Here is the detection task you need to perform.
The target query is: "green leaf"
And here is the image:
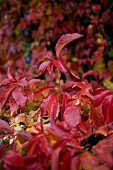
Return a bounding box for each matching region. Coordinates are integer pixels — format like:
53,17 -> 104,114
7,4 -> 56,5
22,43 -> 31,55
108,50 -> 113,58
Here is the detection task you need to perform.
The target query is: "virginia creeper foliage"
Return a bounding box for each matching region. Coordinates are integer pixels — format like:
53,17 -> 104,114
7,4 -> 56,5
0,1 -> 113,170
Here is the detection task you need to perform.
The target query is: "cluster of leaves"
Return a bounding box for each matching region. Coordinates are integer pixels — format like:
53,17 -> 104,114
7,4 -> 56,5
0,0 -> 113,85
0,33 -> 113,170
0,0 -> 113,169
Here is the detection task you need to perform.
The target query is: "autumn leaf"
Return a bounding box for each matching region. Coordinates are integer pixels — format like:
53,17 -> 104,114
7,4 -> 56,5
50,117 -> 71,137
53,60 -> 68,72
82,70 -> 99,79
63,105 -> 81,127
7,66 -> 17,82
12,87 -> 27,108
0,119 -> 11,132
51,147 -> 61,170
0,86 -> 16,110
89,105 -> 104,129
80,151 -> 98,170
38,61 -> 51,75
47,94 -> 60,119
55,33 -> 83,58
3,150 -> 24,169
92,134 -> 113,168
102,94 -> 113,124
53,55 -> 69,72
93,88 -> 112,107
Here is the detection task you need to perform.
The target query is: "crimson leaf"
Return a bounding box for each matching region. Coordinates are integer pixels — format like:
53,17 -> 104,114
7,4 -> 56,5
55,33 -> 83,58
7,66 -> 16,82
63,105 -> 81,127
0,119 -> 11,132
12,87 -> 27,108
102,95 -> 113,124
93,88 -> 112,107
47,94 -> 60,119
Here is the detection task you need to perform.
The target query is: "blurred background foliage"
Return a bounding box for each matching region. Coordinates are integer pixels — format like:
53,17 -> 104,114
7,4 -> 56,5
0,0 -> 113,87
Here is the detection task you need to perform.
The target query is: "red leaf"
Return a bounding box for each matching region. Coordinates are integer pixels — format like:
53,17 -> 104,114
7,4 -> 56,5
55,33 -> 83,58
92,134 -> 113,168
89,105 -> 104,129
51,147 -> 61,170
0,144 -> 5,159
66,70 -> 81,82
73,80 -> 93,99
38,61 -> 51,75
58,55 -> 69,70
80,151 -> 98,170
53,55 -> 69,72
61,152 -> 72,170
79,121 -> 89,134
0,86 -> 16,110
47,61 -> 54,75
93,88 -> 112,107
34,86 -> 55,101
50,117 -> 71,137
24,155 -> 40,170
7,66 -> 16,82
53,59 -> 68,72
17,131 -> 32,141
9,96 -> 19,114
47,94 -> 60,119
28,134 -> 51,156
0,119 -> 11,132
28,79 -> 40,88
82,70 -> 99,79
0,79 -> 11,86
3,150 -> 24,168
61,92 -> 68,116
102,95 -> 113,124
63,105 -> 81,127
12,87 -> 27,108
24,88 -> 34,103
17,77 -> 28,87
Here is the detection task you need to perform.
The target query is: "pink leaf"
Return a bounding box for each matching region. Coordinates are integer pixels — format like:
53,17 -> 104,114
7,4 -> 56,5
73,80 -> 93,99
28,79 -> 40,88
51,147 -> 61,170
63,105 -> 81,127
38,61 -> 51,75
9,96 -> 18,113
93,88 -> 112,107
0,119 -> 11,132
55,33 -> 83,58
0,79 -> 11,86
89,105 -> 104,129
66,70 -> 81,82
53,55 -> 69,72
24,88 -> 34,103
17,131 -> 32,141
0,86 -> 16,110
47,95 -> 60,119
7,66 -> 16,82
92,134 -> 113,167
17,77 -> 28,87
82,70 -> 99,79
3,150 -> 24,167
47,61 -> 54,75
53,59 -> 68,72
50,118 -> 71,137
102,95 -> 113,124
61,92 -> 68,116
80,151 -> 98,170
12,87 -> 27,108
